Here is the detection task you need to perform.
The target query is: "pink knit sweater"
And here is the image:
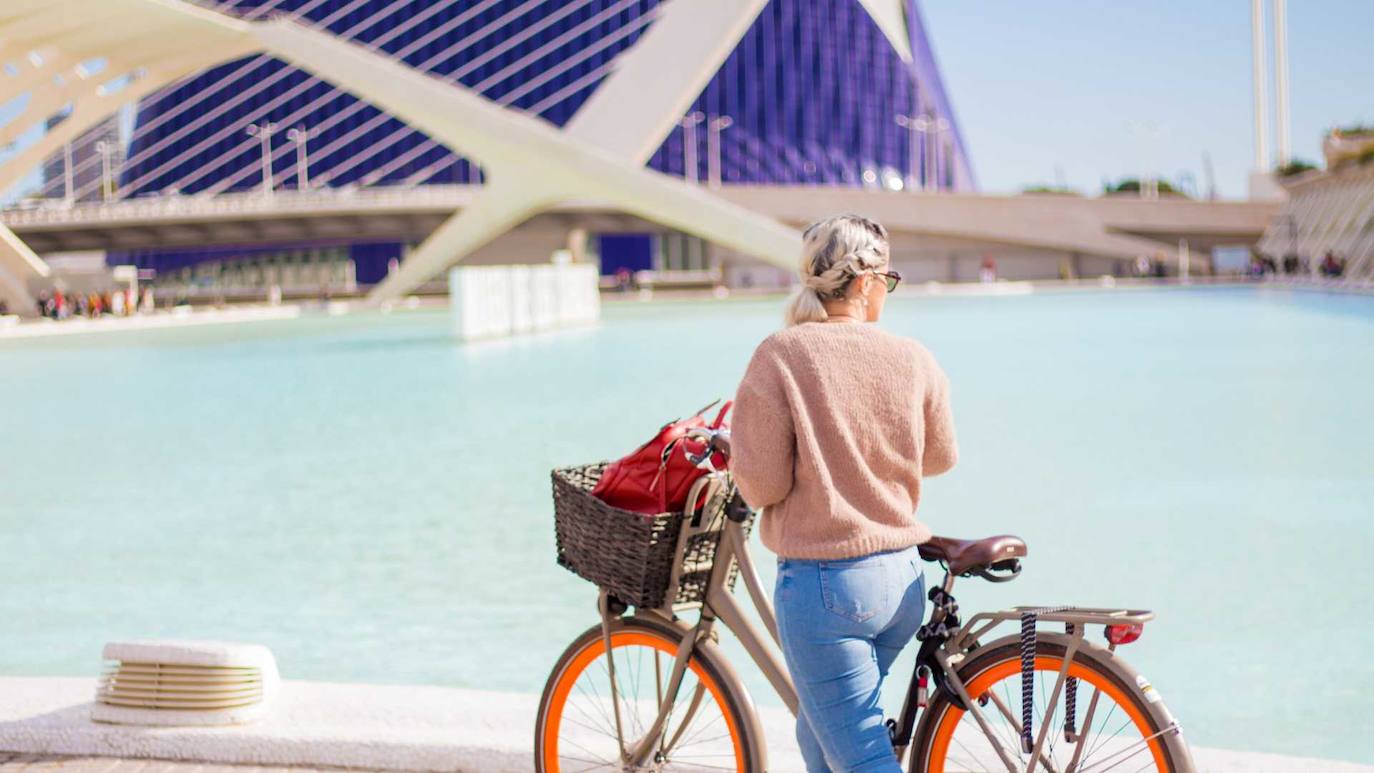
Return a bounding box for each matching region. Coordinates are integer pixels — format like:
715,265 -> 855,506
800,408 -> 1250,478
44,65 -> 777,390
731,322 -> 958,560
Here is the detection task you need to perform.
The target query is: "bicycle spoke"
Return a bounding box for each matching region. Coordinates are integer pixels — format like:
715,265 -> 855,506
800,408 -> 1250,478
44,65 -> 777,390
935,659 -> 1165,773
984,685 -> 1029,759
1065,686 -> 1103,772
577,671 -> 620,736
561,757 -> 618,773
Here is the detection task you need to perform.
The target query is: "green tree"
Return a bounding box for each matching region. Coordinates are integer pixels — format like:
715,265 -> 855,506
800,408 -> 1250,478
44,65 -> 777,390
1104,178 -> 1181,196
1277,159 -> 1317,177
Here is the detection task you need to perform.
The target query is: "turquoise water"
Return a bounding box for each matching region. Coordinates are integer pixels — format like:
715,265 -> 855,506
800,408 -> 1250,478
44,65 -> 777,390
1,287 -> 1371,763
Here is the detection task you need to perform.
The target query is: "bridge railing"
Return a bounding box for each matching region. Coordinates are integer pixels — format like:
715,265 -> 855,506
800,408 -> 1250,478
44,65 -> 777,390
0,183 -> 481,226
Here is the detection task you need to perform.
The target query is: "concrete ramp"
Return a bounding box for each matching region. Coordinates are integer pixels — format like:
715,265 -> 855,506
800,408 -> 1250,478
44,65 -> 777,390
0,224 -> 48,317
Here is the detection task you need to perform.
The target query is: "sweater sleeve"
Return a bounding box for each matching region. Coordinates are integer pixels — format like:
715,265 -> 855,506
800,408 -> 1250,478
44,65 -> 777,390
921,353 -> 959,477
730,345 -> 796,509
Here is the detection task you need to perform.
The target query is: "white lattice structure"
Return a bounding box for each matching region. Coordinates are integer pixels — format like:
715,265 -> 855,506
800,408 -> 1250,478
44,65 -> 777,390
1258,163 -> 1374,285
0,0 -> 810,315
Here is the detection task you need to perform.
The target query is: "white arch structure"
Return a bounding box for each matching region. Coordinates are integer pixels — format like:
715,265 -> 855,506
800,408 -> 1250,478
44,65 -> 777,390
0,0 -> 838,315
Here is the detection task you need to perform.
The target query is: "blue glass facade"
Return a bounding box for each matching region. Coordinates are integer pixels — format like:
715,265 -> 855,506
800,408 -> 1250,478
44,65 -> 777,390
115,0 -> 972,280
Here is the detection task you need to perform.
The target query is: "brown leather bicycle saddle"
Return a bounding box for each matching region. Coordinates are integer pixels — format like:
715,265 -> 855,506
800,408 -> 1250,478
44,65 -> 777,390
918,535 -> 1027,575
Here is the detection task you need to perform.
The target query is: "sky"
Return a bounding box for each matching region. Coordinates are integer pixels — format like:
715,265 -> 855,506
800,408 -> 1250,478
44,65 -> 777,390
920,0 -> 1373,198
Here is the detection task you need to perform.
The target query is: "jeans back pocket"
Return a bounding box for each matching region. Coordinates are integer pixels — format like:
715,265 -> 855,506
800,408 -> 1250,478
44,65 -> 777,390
818,561 -> 888,624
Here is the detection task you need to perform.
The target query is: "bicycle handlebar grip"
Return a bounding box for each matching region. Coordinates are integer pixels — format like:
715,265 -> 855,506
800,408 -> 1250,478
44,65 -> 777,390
725,491 -> 753,523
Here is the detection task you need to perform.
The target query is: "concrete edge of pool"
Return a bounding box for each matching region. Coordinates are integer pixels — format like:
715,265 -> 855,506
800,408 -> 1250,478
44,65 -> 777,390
0,677 -> 1367,773
3,278 -> 1369,342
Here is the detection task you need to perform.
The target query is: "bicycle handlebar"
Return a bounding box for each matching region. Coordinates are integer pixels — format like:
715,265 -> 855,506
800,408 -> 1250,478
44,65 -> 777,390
685,428 -> 731,465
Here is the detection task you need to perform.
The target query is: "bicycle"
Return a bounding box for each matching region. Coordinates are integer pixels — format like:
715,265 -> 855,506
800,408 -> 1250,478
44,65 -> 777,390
536,429 -> 1194,772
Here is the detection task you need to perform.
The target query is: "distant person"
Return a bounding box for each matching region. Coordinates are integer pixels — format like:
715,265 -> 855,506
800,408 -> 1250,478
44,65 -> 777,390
732,214 -> 956,773
1283,254 -> 1299,275
1321,251 -> 1344,278
979,257 -> 998,283
110,289 -> 126,317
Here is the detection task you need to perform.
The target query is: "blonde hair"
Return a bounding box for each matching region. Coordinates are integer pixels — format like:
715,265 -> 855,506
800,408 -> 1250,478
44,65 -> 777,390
784,213 -> 890,326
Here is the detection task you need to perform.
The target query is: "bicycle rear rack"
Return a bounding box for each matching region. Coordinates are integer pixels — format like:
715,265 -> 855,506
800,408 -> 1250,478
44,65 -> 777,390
955,606 -> 1155,650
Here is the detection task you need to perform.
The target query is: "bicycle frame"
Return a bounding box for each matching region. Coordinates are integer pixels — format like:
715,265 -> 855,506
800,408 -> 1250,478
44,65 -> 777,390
595,471 -> 1182,773
596,472 -> 792,768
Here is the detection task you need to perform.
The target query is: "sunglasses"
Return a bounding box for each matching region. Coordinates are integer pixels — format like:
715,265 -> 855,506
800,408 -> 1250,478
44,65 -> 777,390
871,270 -> 902,293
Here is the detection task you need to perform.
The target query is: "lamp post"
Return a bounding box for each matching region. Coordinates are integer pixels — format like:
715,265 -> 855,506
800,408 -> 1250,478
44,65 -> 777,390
95,140 -> 114,201
286,127 -> 310,190
930,117 -> 950,190
246,122 -> 278,196
706,114 -> 733,189
894,114 -> 922,190
63,142 -> 75,205
679,111 -> 704,184
894,114 -> 948,190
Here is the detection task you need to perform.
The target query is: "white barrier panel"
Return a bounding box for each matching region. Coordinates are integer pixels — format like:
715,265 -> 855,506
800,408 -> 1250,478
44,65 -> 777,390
509,264 -> 532,334
449,263 -> 600,341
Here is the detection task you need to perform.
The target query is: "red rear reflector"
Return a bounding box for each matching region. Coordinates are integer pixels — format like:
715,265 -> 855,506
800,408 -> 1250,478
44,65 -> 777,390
1106,623 -> 1144,645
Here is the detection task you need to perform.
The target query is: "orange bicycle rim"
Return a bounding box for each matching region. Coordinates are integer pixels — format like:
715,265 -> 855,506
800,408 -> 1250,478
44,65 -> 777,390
927,655 -> 1168,773
541,630 -> 747,773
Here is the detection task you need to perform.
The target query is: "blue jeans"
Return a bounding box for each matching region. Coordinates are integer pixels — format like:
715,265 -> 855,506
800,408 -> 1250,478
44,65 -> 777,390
774,546 -> 926,773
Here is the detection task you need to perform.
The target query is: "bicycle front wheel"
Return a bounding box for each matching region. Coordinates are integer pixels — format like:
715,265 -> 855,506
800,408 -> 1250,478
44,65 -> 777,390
534,615 -> 763,773
911,634 -> 1193,773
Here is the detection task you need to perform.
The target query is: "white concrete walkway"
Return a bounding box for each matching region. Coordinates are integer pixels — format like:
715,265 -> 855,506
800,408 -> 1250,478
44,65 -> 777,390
0,678 -> 1368,772
0,306 -> 303,340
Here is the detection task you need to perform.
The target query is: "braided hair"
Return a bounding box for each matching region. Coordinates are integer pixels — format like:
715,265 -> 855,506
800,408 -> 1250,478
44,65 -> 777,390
784,214 -> 890,326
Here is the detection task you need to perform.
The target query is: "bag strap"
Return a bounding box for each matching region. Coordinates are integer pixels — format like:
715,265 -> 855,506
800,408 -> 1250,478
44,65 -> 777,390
710,399 -> 733,428
690,398 -> 721,418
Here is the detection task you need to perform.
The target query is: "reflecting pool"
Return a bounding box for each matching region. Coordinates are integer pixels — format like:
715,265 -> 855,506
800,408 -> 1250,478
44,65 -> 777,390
1,286 -> 1370,763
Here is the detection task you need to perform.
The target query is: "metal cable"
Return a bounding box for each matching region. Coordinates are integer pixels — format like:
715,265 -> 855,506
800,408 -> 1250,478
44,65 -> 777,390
194,0 -> 533,195
113,0 -> 380,197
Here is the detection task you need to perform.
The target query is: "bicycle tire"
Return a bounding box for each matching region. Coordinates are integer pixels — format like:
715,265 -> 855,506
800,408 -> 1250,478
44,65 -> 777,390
534,615 -> 765,773
910,633 -> 1195,773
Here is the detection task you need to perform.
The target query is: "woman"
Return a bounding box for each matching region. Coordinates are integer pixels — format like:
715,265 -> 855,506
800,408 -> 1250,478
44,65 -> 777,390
731,214 -> 958,772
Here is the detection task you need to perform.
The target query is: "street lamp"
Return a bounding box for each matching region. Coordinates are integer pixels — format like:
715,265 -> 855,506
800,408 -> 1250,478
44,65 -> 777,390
245,122 -> 278,196
94,140 -> 115,201
706,114 -> 733,189
286,127 -> 310,190
894,113 -> 949,190
62,142 -> 75,205
679,111 -> 704,184
894,114 -> 922,190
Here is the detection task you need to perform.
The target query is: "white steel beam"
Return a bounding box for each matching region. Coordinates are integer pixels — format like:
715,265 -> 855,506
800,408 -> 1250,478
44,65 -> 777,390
856,0 -> 913,63
0,223 -> 48,317
564,0 -> 768,163
1251,0 -> 1269,170
252,19 -> 798,303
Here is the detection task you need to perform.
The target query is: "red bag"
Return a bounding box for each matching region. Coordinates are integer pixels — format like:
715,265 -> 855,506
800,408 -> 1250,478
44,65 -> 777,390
591,400 -> 732,515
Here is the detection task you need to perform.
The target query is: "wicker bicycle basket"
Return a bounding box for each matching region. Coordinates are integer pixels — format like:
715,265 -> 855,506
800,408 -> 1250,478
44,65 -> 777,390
551,462 -> 752,609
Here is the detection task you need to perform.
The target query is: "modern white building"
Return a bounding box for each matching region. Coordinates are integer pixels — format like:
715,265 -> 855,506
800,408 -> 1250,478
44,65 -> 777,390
1,0 -> 1280,317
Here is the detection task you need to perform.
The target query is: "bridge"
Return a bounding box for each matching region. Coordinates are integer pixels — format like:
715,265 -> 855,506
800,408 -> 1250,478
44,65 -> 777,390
2,183 -> 1277,276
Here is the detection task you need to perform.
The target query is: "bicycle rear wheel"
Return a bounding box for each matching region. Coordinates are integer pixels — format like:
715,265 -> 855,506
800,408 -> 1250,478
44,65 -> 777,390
535,615 -> 763,772
911,635 -> 1193,772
